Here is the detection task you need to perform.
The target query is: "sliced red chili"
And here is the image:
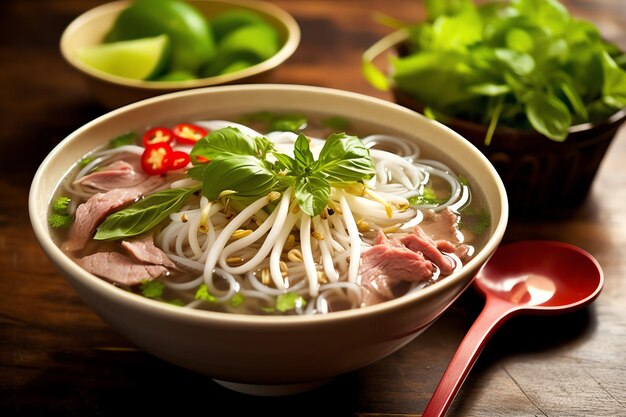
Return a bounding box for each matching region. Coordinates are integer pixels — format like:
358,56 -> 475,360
141,143 -> 173,175
170,151 -> 190,171
172,123 -> 207,145
142,127 -> 174,147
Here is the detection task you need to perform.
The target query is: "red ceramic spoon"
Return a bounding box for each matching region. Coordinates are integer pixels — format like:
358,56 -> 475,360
422,240 -> 604,417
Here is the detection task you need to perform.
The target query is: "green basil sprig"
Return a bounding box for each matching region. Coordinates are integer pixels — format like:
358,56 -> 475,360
190,128 -> 375,217
94,186 -> 199,240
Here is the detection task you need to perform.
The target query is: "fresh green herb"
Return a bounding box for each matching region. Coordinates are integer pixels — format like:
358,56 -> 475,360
166,299 -> 185,307
52,196 -> 71,213
195,283 -> 217,303
364,0 -> 626,142
140,280 -> 165,299
322,116 -> 350,131
276,292 -> 307,312
49,196 -> 73,229
78,157 -> 94,168
230,292 -> 245,307
109,131 -> 137,148
94,186 -> 199,240
190,128 -> 375,217
241,112 -> 308,133
408,186 -> 443,206
459,207 -> 491,235
48,213 -> 73,229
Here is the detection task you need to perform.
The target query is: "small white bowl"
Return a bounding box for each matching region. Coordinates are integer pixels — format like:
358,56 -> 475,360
29,84 -> 508,396
60,0 -> 300,109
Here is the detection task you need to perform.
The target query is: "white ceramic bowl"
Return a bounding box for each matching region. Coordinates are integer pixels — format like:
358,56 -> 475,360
60,0 -> 300,109
29,85 -> 508,396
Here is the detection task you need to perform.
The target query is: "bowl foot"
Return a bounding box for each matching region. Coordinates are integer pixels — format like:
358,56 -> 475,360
213,378 -> 332,396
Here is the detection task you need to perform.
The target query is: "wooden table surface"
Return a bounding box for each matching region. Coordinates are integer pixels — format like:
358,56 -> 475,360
1,1 -> 625,416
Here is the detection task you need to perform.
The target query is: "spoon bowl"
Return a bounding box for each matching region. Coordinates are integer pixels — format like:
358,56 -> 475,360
475,240 -> 603,310
422,240 -> 604,417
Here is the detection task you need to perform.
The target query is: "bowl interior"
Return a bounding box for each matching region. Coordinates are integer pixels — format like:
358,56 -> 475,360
60,0 -> 300,90
29,85 -> 508,389
30,84 -> 508,322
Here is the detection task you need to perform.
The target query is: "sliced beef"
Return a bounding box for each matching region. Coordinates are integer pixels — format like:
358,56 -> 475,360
400,228 -> 455,274
74,158 -> 148,192
122,233 -> 176,268
420,208 -> 462,243
77,252 -> 167,286
63,176 -> 165,252
359,234 -> 435,306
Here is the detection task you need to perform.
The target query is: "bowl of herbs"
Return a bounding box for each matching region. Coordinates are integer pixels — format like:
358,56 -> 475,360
363,0 -> 626,217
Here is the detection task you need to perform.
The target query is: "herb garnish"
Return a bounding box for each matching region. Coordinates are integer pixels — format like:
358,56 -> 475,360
190,127 -> 376,217
364,0 -> 626,143
94,127 -> 375,240
94,186 -> 199,240
48,196 -> 73,229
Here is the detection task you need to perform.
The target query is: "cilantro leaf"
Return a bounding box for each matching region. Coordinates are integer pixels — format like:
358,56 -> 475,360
276,292 -> 307,312
109,132 -> 137,148
52,196 -> 71,214
195,284 -> 217,303
140,280 -> 165,299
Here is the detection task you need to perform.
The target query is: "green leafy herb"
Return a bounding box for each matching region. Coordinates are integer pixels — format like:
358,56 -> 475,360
48,213 -> 73,229
230,292 -> 245,307
189,128 -> 376,217
140,280 -> 165,299
195,284 -> 217,303
52,196 -> 71,213
276,292 -> 307,312
109,131 -> 137,148
459,207 -> 491,235
322,116 -> 350,131
78,157 -> 94,168
49,196 -> 73,229
365,0 -> 626,142
94,186 -> 199,240
240,112 -> 307,133
408,186 -> 442,206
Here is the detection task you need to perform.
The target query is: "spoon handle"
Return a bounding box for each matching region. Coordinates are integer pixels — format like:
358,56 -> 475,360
421,298 -> 517,417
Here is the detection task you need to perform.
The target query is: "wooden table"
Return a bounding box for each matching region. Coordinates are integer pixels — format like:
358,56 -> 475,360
1,1 -> 625,416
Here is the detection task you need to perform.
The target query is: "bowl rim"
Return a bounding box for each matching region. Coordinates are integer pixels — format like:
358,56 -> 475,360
29,83 -> 509,327
59,0 -> 301,90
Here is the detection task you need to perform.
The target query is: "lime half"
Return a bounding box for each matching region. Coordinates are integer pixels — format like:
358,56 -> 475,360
78,34 -> 169,80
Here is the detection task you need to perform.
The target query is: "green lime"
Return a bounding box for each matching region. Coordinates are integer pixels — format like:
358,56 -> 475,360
210,9 -> 267,42
219,60 -> 255,75
156,70 -> 198,81
202,23 -> 279,76
219,23 -> 279,61
78,34 -> 169,80
104,0 -> 215,73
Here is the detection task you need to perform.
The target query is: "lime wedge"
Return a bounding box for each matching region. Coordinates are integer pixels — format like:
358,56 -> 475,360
77,34 -> 169,80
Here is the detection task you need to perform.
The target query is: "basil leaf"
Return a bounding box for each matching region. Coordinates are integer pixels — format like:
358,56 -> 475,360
601,51 -> 626,108
294,134 -> 315,171
525,90 -> 571,141
190,127 -> 258,164
200,155 -> 276,199
95,187 -> 198,240
295,175 -> 330,217
272,152 -> 296,172
255,136 -> 275,158
314,133 -> 375,183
